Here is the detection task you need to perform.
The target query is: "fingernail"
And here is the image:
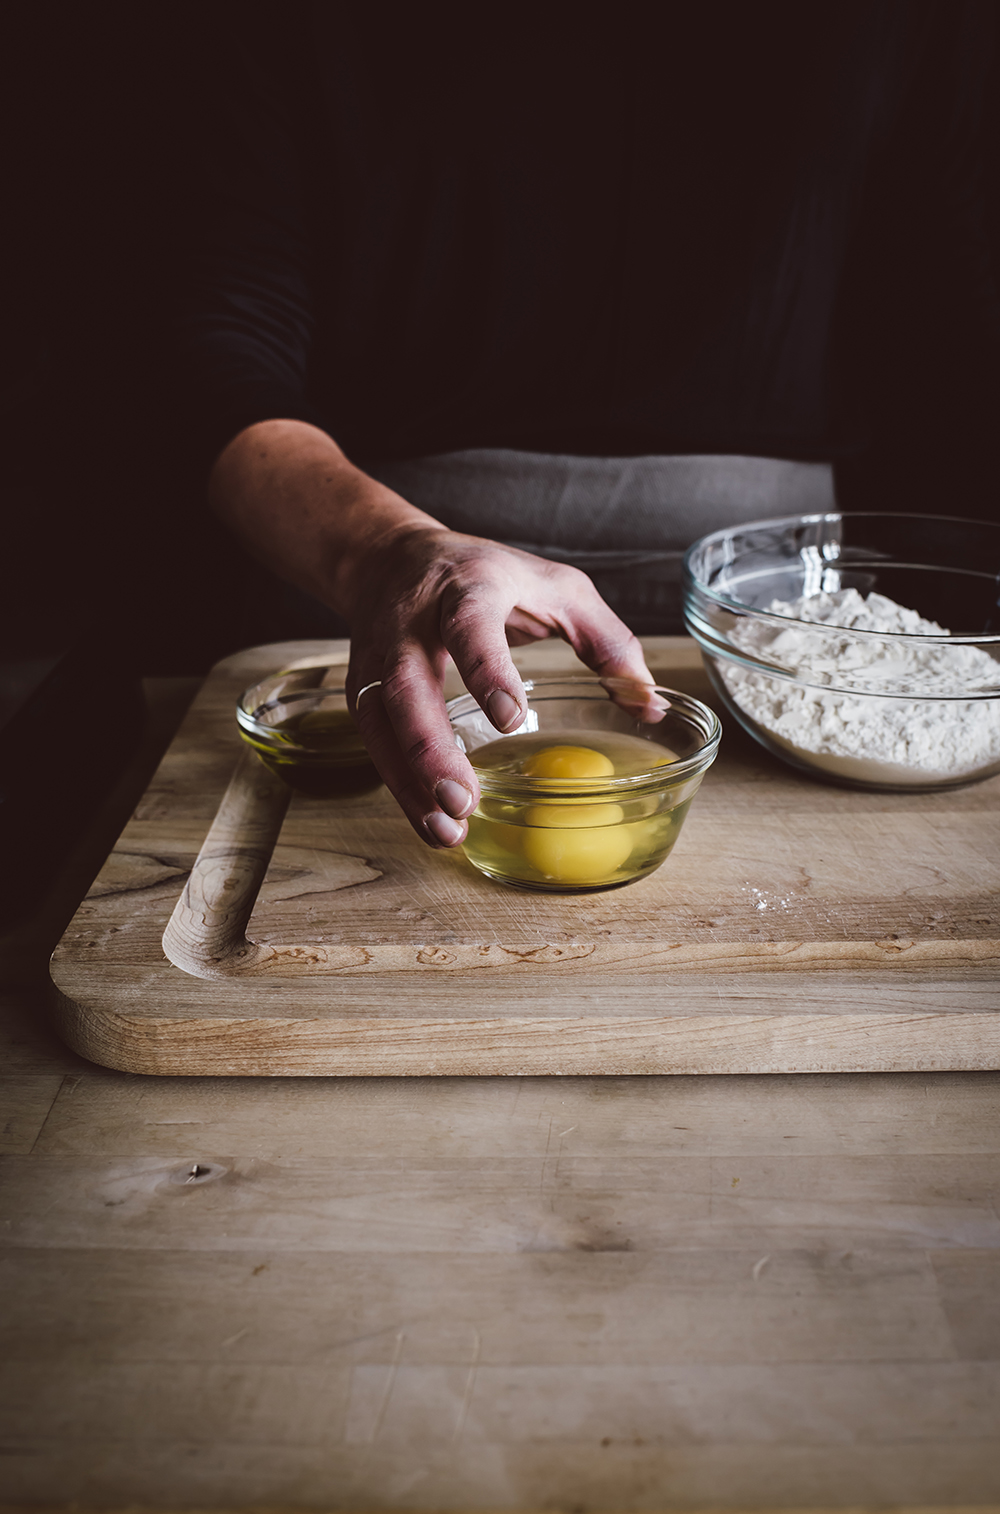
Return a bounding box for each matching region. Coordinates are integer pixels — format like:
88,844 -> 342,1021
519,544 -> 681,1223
425,810 -> 465,846
435,779 -> 474,818
487,689 -> 521,732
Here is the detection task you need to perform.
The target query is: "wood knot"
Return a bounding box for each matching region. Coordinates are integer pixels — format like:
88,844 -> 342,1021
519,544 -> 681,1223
509,942 -> 596,965
417,946 -> 456,966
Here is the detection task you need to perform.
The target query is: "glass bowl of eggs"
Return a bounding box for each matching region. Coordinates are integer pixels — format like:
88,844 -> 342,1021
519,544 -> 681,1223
237,665 -> 382,798
447,676 -> 721,892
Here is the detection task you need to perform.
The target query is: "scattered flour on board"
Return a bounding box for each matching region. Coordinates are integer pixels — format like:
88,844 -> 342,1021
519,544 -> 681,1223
722,588 -> 1000,781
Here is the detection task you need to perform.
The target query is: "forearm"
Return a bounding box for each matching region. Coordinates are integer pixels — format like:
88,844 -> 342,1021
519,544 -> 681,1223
208,418 -> 447,617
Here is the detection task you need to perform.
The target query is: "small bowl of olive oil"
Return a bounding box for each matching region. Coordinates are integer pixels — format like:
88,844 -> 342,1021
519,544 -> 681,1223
447,676 -> 721,891
237,665 -> 382,798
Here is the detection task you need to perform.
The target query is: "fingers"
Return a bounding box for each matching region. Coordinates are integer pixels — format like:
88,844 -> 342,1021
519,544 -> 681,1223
349,641 -> 480,848
553,572 -> 653,684
437,555 -> 660,751
533,562 -> 666,723
506,608 -> 553,643
438,576 -> 529,735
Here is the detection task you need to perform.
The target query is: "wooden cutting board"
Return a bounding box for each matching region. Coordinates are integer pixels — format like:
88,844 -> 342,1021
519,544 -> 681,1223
50,638 -> 1000,1076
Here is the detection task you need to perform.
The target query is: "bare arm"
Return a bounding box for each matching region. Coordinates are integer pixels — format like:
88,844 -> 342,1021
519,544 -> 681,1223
211,418 -> 653,847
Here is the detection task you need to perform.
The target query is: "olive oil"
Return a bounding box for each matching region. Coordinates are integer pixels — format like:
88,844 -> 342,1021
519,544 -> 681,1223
241,707 -> 382,798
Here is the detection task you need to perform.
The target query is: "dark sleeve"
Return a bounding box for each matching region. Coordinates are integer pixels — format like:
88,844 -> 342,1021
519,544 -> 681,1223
171,7 -> 329,476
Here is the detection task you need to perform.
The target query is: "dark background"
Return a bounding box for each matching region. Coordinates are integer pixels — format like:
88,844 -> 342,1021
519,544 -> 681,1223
3,6 -> 287,677
4,6 -> 1000,678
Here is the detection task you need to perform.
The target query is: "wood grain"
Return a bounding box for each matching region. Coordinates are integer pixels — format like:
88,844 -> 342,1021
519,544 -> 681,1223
0,1076 -> 63,1153
5,1067 -> 1000,1505
7,677 -> 1000,1511
49,638 -> 1000,1075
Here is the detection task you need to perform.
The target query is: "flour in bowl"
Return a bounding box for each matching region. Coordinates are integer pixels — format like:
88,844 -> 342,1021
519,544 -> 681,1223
720,588 -> 1000,784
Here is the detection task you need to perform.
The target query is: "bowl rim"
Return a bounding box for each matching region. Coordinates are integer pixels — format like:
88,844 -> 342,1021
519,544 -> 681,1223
236,672 -> 354,750
682,509 -> 1000,647
447,676 -> 722,796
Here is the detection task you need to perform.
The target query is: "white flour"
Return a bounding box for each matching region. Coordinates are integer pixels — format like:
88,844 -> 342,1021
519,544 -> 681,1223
721,588 -> 1000,784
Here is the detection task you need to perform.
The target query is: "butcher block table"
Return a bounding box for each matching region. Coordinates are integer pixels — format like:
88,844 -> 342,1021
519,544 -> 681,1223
50,637 -> 999,1077
1,655 -> 999,1508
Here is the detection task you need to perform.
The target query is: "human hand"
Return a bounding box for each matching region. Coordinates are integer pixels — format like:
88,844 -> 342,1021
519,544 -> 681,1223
343,524 -> 655,848
208,420 -> 655,848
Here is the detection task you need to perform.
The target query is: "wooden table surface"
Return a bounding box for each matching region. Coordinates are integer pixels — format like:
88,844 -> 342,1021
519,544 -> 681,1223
2,674 -> 1000,1510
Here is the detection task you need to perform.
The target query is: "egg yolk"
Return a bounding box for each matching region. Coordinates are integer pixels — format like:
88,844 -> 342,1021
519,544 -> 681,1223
521,744 -> 615,780
517,747 -> 629,880
519,793 -> 630,882
522,813 -> 632,881
523,802 -> 624,829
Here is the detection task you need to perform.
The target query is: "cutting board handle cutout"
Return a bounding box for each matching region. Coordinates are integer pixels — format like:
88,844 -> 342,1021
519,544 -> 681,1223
162,749 -> 292,978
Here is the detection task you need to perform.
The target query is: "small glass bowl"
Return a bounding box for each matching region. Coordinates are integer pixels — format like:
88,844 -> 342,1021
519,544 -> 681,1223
447,676 -> 721,892
237,666 -> 382,798
684,512 -> 1000,791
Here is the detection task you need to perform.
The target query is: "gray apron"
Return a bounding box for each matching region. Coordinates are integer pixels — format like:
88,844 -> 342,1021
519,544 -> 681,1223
368,449 -> 835,634
285,450 -> 835,636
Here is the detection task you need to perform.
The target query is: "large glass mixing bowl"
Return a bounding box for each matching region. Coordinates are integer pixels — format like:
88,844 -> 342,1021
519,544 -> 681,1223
683,512 -> 1000,791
